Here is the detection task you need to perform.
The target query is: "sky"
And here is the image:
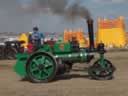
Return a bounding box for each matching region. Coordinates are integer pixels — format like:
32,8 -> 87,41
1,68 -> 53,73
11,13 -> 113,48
0,0 -> 127,33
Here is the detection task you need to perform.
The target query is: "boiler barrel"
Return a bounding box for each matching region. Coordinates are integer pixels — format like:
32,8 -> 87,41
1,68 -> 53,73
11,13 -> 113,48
54,52 -> 87,63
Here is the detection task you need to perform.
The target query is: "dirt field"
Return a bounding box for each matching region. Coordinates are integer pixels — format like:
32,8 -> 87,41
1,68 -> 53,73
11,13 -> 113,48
0,51 -> 128,96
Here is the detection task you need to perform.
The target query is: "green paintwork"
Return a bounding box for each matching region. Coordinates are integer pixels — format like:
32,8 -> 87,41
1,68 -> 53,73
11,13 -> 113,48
14,53 -> 29,77
14,44 -> 52,78
99,54 -> 105,68
54,52 -> 87,63
94,59 -> 113,77
29,54 -> 55,80
53,43 -> 71,53
14,43 -> 88,78
38,44 -> 52,53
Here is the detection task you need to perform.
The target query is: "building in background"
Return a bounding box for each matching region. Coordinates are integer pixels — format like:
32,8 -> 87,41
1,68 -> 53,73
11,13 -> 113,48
63,28 -> 89,48
96,16 -> 127,48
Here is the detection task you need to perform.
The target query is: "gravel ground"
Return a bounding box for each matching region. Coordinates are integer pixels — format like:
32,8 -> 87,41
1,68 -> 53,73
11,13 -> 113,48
0,51 -> 128,96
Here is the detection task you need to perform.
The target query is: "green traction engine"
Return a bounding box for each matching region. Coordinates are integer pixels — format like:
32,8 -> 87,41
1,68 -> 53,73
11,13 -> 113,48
14,19 -> 115,83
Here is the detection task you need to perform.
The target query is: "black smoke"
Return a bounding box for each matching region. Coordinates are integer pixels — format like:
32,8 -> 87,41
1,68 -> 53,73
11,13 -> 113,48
0,0 -> 91,33
23,0 -> 91,19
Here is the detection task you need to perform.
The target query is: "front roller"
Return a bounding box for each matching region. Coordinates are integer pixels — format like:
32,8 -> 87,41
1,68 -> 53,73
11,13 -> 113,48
88,43 -> 116,80
88,59 -> 115,80
26,52 -> 58,83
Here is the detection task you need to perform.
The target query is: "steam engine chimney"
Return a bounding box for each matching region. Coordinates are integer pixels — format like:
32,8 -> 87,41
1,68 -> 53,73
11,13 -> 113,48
87,19 -> 95,51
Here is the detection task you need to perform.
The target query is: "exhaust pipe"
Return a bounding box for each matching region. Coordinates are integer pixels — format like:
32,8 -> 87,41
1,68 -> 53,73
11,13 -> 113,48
87,19 -> 95,51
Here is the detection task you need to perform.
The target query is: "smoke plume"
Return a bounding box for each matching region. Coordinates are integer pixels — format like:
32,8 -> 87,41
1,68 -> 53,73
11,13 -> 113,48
23,0 -> 92,20
0,0 -> 91,33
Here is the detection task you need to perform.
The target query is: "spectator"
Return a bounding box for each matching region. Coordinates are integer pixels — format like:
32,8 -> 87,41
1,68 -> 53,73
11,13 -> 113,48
32,26 -> 44,50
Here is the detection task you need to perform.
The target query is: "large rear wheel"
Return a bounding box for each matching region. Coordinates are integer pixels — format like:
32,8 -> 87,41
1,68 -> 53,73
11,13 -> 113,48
88,59 -> 115,80
26,52 -> 57,83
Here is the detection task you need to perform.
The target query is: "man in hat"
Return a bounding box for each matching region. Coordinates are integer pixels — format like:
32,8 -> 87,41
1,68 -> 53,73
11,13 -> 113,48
31,26 -> 44,50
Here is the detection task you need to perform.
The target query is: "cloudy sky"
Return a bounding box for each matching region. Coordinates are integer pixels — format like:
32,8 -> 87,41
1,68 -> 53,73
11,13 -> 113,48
0,0 -> 127,33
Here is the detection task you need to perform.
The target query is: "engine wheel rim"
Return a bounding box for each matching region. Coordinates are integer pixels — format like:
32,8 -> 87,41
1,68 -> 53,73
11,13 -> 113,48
29,55 -> 55,80
92,60 -> 113,78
